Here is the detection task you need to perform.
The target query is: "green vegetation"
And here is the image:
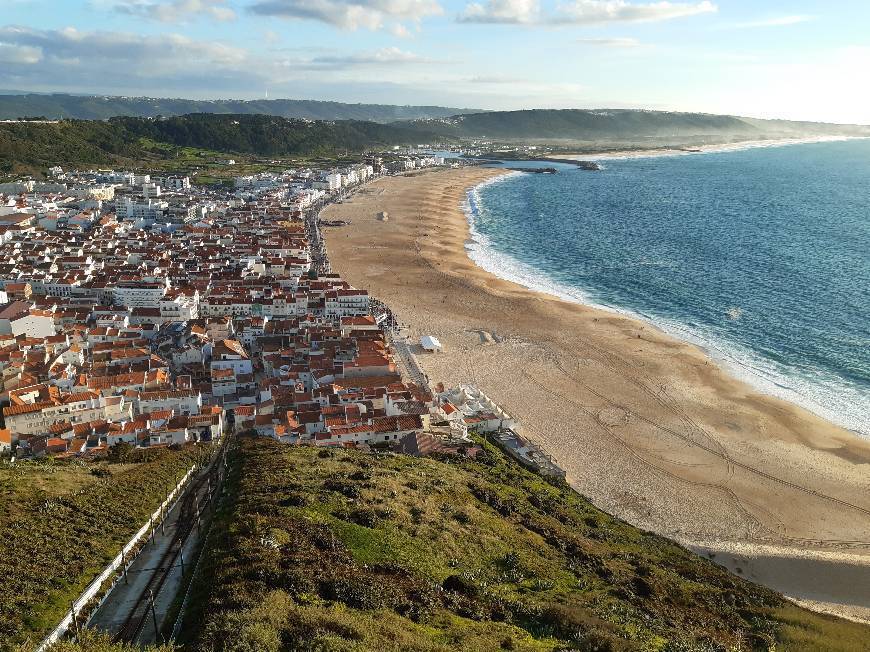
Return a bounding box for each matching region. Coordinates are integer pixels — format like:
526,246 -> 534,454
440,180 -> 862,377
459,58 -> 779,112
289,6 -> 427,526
33,630 -> 172,652
0,445 -> 212,649
181,437 -> 870,651
0,94 -> 477,122
0,114 -> 443,172
0,119 -> 141,171
400,108 -> 870,142
113,114 -> 439,159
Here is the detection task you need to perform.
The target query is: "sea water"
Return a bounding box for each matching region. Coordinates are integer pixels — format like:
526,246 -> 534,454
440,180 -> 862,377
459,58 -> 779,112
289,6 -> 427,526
464,139 -> 870,437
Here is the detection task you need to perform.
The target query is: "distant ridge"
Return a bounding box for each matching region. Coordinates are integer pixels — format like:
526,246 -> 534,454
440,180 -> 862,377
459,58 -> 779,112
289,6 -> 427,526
400,108 -> 870,141
3,109 -> 869,173
0,93 -> 480,123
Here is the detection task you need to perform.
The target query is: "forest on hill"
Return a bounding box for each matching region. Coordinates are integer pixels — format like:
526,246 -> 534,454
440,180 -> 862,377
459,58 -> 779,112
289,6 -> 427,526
0,114 -> 440,170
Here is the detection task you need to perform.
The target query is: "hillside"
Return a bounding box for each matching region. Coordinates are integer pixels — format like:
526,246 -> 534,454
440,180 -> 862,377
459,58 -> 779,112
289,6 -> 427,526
113,114 -> 436,158
0,445 -> 211,649
0,93 -> 477,123
178,436 -> 870,651
0,114 -> 442,171
401,109 -> 870,142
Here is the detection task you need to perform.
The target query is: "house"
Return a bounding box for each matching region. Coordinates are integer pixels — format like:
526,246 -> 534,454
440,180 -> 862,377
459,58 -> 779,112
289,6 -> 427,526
0,428 -> 13,452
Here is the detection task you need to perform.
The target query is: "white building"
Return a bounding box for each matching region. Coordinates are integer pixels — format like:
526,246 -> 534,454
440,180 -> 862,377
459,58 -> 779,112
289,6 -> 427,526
324,288 -> 369,317
142,182 -> 162,198
10,310 -> 56,339
160,176 -> 191,191
3,393 -> 132,437
115,197 -> 168,222
112,282 -> 166,309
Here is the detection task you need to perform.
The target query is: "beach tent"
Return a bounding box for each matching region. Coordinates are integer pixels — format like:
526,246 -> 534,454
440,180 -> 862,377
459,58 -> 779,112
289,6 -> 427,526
420,335 -> 443,352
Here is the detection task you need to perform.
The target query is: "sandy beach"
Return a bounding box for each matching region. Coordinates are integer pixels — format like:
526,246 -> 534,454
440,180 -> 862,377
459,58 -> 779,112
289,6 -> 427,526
321,166 -> 870,623
548,135 -> 866,161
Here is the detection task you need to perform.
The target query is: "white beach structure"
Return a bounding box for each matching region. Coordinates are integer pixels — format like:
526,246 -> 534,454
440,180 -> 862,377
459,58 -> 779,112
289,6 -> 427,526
437,384 -> 515,432
420,335 -> 443,352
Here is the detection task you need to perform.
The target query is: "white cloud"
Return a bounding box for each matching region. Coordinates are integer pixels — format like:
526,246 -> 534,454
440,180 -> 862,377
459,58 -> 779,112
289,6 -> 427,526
306,46 -> 441,65
390,22 -> 412,36
0,25 -> 257,95
459,0 -> 715,25
459,0 -> 539,24
0,42 -> 42,64
554,0 -> 715,24
576,36 -> 641,46
112,0 -> 237,22
0,25 -> 447,97
733,14 -> 814,29
249,0 -> 443,31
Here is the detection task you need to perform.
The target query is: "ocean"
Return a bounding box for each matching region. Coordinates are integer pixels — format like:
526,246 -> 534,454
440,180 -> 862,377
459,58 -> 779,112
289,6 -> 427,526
463,139 -> 870,437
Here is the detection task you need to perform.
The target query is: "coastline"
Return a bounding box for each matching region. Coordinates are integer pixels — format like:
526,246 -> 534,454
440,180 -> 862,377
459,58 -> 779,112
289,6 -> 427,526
547,134 -> 866,161
462,170 -> 869,439
321,167 -> 870,623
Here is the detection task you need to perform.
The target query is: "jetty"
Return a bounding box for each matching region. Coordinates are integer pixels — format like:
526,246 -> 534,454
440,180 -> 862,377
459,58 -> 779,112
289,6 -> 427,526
506,167 -> 558,174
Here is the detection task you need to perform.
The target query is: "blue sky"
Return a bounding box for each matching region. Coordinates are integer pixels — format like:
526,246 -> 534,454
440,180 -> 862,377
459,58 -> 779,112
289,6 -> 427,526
1,0 -> 869,123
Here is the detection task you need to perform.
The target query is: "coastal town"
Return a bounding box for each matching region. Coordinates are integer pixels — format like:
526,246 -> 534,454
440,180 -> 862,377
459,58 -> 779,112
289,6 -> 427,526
0,156 -> 560,478
4,1 -> 870,647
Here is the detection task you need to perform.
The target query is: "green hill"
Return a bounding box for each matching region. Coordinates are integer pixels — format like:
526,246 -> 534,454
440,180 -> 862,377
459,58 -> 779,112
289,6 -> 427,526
113,114 -> 435,157
0,114 -> 442,171
177,436 -> 870,652
401,109 -> 870,142
0,93 -> 478,123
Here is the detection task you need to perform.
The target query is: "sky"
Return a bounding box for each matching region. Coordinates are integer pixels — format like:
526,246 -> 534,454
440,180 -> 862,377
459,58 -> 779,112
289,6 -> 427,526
1,0 -> 869,123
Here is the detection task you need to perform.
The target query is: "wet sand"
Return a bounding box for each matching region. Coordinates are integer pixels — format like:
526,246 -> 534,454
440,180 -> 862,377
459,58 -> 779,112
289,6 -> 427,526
322,167 -> 870,622
547,135 -> 866,160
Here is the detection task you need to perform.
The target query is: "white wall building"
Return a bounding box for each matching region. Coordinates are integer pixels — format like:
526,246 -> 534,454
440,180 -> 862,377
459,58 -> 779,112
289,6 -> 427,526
112,282 -> 166,309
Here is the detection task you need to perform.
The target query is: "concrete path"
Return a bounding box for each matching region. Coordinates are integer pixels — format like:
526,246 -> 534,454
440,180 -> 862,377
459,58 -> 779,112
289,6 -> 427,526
88,470 -> 211,644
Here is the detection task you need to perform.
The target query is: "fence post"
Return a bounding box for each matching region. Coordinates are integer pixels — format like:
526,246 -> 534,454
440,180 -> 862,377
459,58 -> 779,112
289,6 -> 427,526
70,601 -> 79,641
161,488 -> 168,535
149,589 -> 161,642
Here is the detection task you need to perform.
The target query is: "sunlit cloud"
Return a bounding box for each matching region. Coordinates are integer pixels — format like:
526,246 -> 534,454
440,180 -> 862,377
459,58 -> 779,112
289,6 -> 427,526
0,25 -> 447,98
249,0 -> 443,31
459,0 -> 716,26
459,0 -> 539,24
109,0 -> 237,23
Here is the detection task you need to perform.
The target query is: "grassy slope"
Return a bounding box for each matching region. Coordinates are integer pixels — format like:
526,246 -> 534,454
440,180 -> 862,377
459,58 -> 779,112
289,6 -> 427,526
30,631 -> 172,652
0,446 -> 212,649
182,437 -> 870,652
